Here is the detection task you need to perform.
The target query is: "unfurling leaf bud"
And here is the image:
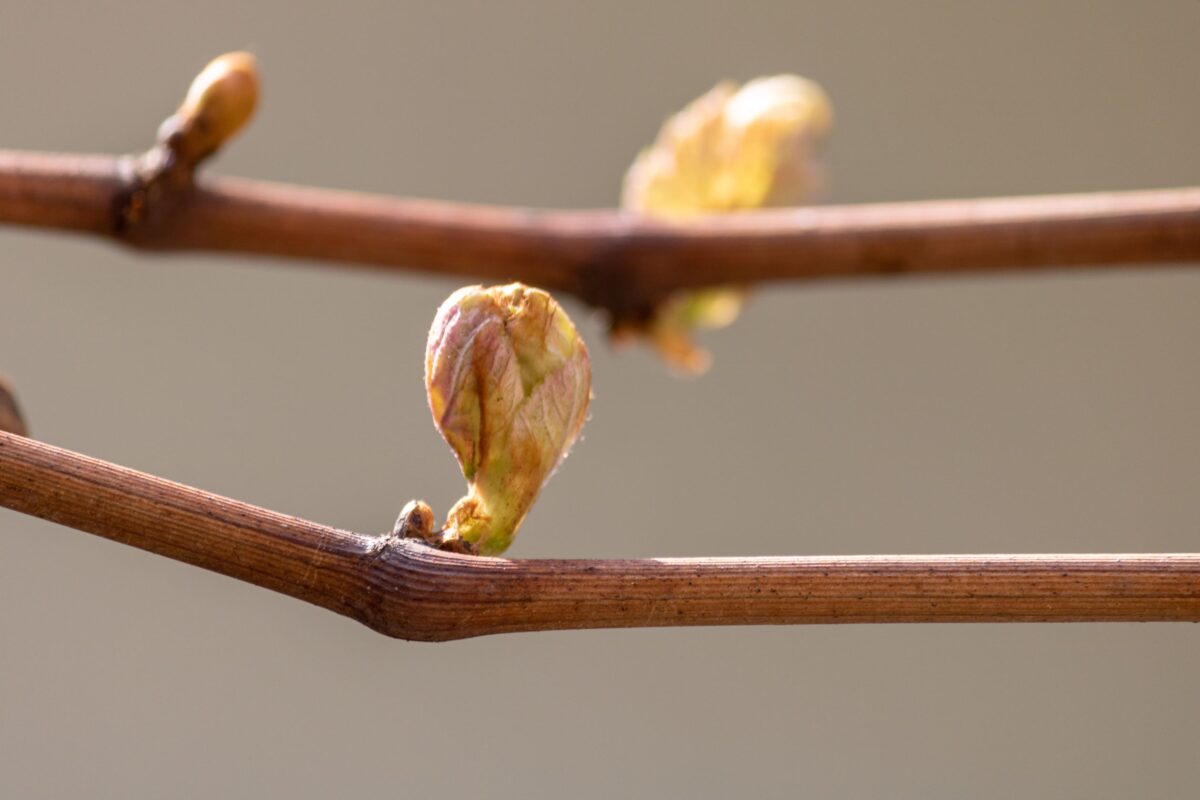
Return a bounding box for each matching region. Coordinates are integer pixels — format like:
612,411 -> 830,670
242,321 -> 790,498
620,74 -> 832,374
425,284 -> 591,555
160,51 -> 260,164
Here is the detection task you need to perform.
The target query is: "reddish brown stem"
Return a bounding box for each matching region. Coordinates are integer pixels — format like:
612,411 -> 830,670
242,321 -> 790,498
3,431 -> 1197,642
1,150 -> 1197,314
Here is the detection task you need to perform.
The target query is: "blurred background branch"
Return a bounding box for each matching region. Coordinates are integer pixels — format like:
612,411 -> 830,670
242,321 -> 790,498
1,148 -> 1197,318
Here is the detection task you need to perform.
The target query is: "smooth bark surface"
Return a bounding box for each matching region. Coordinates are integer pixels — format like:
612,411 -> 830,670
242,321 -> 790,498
2,150 -> 1198,314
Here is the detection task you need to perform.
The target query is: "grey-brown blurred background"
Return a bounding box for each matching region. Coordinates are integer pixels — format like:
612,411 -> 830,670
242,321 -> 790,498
2,2 -> 1198,797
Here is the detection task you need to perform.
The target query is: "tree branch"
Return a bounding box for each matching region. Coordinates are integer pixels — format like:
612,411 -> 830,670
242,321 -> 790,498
3,430 -> 1198,642
4,55 -> 1199,641
1,149 -> 1197,315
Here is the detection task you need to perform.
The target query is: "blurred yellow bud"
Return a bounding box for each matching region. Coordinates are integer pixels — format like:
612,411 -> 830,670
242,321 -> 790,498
425,284 -> 591,555
162,51 -> 260,164
621,74 -> 832,374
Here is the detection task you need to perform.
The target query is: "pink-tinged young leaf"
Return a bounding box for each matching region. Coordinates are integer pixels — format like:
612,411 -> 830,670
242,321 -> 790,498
425,284 -> 591,555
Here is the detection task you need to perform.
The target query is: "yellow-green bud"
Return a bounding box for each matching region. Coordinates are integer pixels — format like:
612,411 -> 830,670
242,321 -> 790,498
425,284 -> 591,555
161,51 -> 260,164
620,74 -> 832,374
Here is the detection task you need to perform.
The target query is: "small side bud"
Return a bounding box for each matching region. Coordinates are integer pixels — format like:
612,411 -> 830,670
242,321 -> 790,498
162,51 -> 260,164
425,284 -> 591,556
393,500 -> 436,544
0,374 -> 27,436
621,74 -> 833,374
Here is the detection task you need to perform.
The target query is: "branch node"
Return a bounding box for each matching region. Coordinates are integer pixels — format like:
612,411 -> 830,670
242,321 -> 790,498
392,500 -> 480,555
116,52 -> 260,243
114,148 -> 194,242
576,231 -> 674,340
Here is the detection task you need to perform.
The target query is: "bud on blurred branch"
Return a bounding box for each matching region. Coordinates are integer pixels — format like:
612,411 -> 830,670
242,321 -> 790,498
158,51 -> 260,167
118,52 -> 260,239
621,74 -> 833,374
423,284 -> 591,555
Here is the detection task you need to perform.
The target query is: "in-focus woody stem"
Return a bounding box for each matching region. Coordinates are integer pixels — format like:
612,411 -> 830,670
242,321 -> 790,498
1,149 -> 1198,315
3,431 -> 1198,642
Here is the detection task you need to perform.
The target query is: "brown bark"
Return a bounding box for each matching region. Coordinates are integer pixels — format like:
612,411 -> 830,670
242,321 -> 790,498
4,55 -> 1198,642
2,149 -> 1197,315
3,431 -> 1197,642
